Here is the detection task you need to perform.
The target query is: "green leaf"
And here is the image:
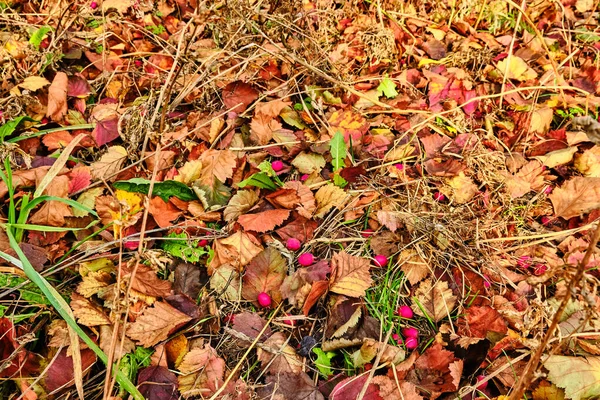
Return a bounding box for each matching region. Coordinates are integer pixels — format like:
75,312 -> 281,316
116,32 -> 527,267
0,116 -> 35,142
377,77 -> 398,99
0,274 -> 50,305
193,179 -> 231,209
161,232 -> 208,263
238,172 -> 278,190
330,131 -> 347,187
29,26 -> 52,50
113,178 -> 198,202
313,348 -> 335,378
545,355 -> 600,400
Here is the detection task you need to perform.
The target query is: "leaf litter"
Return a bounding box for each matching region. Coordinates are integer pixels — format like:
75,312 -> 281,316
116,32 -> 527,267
2,1 -> 600,399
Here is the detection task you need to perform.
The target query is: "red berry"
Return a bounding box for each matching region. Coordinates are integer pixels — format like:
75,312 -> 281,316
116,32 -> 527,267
364,363 -> 373,371
271,160 -> 284,172
286,238 -> 301,251
257,292 -> 272,308
283,314 -> 295,326
541,216 -> 552,226
533,264 -> 547,276
198,239 -> 209,247
300,174 -> 309,181
134,60 -> 142,67
373,254 -> 388,267
402,327 -> 418,338
483,277 -> 491,289
394,163 -> 405,170
90,1 -> 98,9
396,305 -> 414,319
405,336 -> 418,349
433,192 -> 445,202
298,253 -> 314,266
223,313 -> 235,324
476,375 -> 488,390
361,229 -> 375,238
392,333 -> 400,341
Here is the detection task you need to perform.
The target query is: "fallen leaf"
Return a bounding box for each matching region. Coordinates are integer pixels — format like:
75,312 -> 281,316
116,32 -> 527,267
250,113 -> 282,145
255,99 -> 291,118
173,262 -> 202,299
544,355 -> 600,400
19,76 -> 50,91
412,279 -> 457,322
138,366 -> 179,400
122,263 -> 172,298
291,152 -> 326,174
330,374 -> 381,400
242,247 -> 286,305
44,348 -> 96,393
224,190 -> 259,222
198,149 -> 236,185
314,184 -> 347,218
222,81 -> 259,113
149,196 -> 182,228
126,301 -> 192,347
46,72 -> 68,121
90,146 -> 128,181
178,345 -> 226,397
231,312 -> 272,342
371,376 -> 424,400
284,181 -> 316,218
534,147 -> 578,168
461,305 -> 508,338
575,146 -> 600,177
67,75 -> 92,98
399,249 -> 430,285
530,107 -> 554,133
441,172 -> 478,204
99,325 -> 135,360
329,251 -> 372,298
70,293 -> 111,326
328,109 -> 370,143
29,175 -> 73,227
258,372 -> 324,400
210,231 -> 263,272
0,318 -> 40,378
258,332 -> 304,374
68,167 -> 92,194
209,264 -> 240,301
549,177 -> 600,219
497,56 -> 538,81
238,208 -> 290,232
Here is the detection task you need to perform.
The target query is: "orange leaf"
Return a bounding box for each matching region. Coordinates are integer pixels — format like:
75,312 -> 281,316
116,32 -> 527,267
42,130 -> 73,151
302,280 -> 329,316
46,72 -> 68,121
237,209 -> 290,232
178,344 -> 226,396
250,113 -> 282,145
29,175 -> 73,227
222,81 -> 259,113
126,301 -> 192,347
122,263 -> 173,298
549,177 -> 600,219
199,149 -> 237,185
149,196 -> 182,228
329,252 -> 372,298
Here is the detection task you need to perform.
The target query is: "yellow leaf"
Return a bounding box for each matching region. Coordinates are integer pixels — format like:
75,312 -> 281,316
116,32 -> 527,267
442,172 -> 478,204
176,160 -> 203,184
291,152 -> 326,174
530,107 -> 553,133
399,249 -> 429,285
90,146 -> 127,181
412,279 -> 457,322
329,251 -> 372,298
71,293 -> 111,327
544,355 -> 600,400
19,76 -> 51,91
575,146 -> 600,177
497,56 -> 538,81
314,184 -> 347,218
534,147 -> 578,168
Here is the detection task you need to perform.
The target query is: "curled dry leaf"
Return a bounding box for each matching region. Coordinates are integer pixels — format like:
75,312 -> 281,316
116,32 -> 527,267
411,279 -> 457,322
126,301 -> 192,347
329,251 -> 372,298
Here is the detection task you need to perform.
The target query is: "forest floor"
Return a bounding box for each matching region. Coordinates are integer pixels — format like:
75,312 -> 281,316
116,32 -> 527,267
1,0 -> 600,399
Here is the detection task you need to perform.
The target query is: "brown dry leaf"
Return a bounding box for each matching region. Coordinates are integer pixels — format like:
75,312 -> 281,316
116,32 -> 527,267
29,175 -> 73,227
314,184 -> 347,218
257,332 -> 303,374
532,381 -> 566,400
352,339 -> 405,367
99,325 -> 135,360
178,344 -> 226,397
284,181 -> 316,218
224,190 -> 259,222
47,72 -> 68,121
255,99 -> 291,118
376,210 -> 403,232
242,247 -> 286,304
329,251 -> 372,298
210,231 -> 263,272
250,113 -> 283,145
90,146 -> 128,181
575,146 -> 600,177
371,376 -> 424,400
126,301 -> 192,347
399,249 -> 430,285
199,149 -> 236,185
441,172 -> 478,204
149,196 -> 182,228
77,271 -> 112,298
209,264 -> 240,301
70,293 -> 111,327
19,76 -> 50,91
548,177 -> 600,219
222,81 -> 259,113
176,160 -> 203,185
266,188 -> 301,209
237,209 -> 290,232
102,0 -> 133,13
122,263 -> 172,298
412,279 -> 457,322
529,107 -> 554,133
504,160 -> 547,199
534,147 -> 578,168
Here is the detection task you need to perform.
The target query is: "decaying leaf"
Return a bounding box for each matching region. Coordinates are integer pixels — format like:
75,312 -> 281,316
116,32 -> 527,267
126,301 -> 192,347
412,279 -> 457,322
329,251 -> 372,298
549,177 -> 600,219
242,247 -> 286,305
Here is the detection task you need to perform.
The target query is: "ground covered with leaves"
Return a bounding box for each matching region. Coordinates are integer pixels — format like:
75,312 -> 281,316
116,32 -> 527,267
3,0 -> 600,399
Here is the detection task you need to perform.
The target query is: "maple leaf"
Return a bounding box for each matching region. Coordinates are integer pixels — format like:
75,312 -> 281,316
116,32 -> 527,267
29,175 -> 73,227
224,190 -> 259,222
138,366 -> 179,400
314,184 -> 347,218
90,146 -> 128,181
46,72 -> 68,121
42,130 -> 73,150
257,332 -> 303,374
399,249 -> 430,285
549,177 -> 600,219
149,196 -> 182,228
544,355 -> 600,400
70,293 -> 111,326
329,251 -> 372,298
242,247 -> 286,304
44,348 -> 96,393
126,301 -> 192,347
237,209 -> 291,232
178,345 -> 226,397
412,279 -> 457,322
222,81 -> 259,113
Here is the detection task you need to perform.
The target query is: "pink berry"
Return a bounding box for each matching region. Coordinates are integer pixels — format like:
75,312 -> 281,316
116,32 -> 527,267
405,336 -> 418,350
433,192 -> 445,202
90,1 -> 98,9
517,256 -> 532,269
300,174 -> 309,181
402,327 -> 419,338
541,216 -> 552,226
392,333 -> 400,341
283,314 -> 295,326
394,163 -> 405,171
286,238 -> 301,251
373,254 -> 388,267
483,278 -> 491,289
361,229 -> 375,238
543,186 -> 553,195
198,239 -> 209,247
134,60 -> 142,67
396,305 -> 414,319
476,375 -> 488,390
271,160 -> 284,172
257,292 -> 272,308
298,253 -> 314,266
533,264 -> 547,276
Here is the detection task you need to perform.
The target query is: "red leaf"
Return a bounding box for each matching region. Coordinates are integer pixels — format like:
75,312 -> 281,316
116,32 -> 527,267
68,167 -> 91,194
241,247 -> 286,305
44,348 -> 96,392
149,197 -> 182,228
46,72 -> 68,122
302,280 -> 329,316
222,81 -> 259,113
330,374 -> 382,400
92,115 -> 119,146
138,366 -> 178,400
67,75 -> 92,98
276,214 -> 318,242
461,305 -> 508,338
0,318 -> 40,378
